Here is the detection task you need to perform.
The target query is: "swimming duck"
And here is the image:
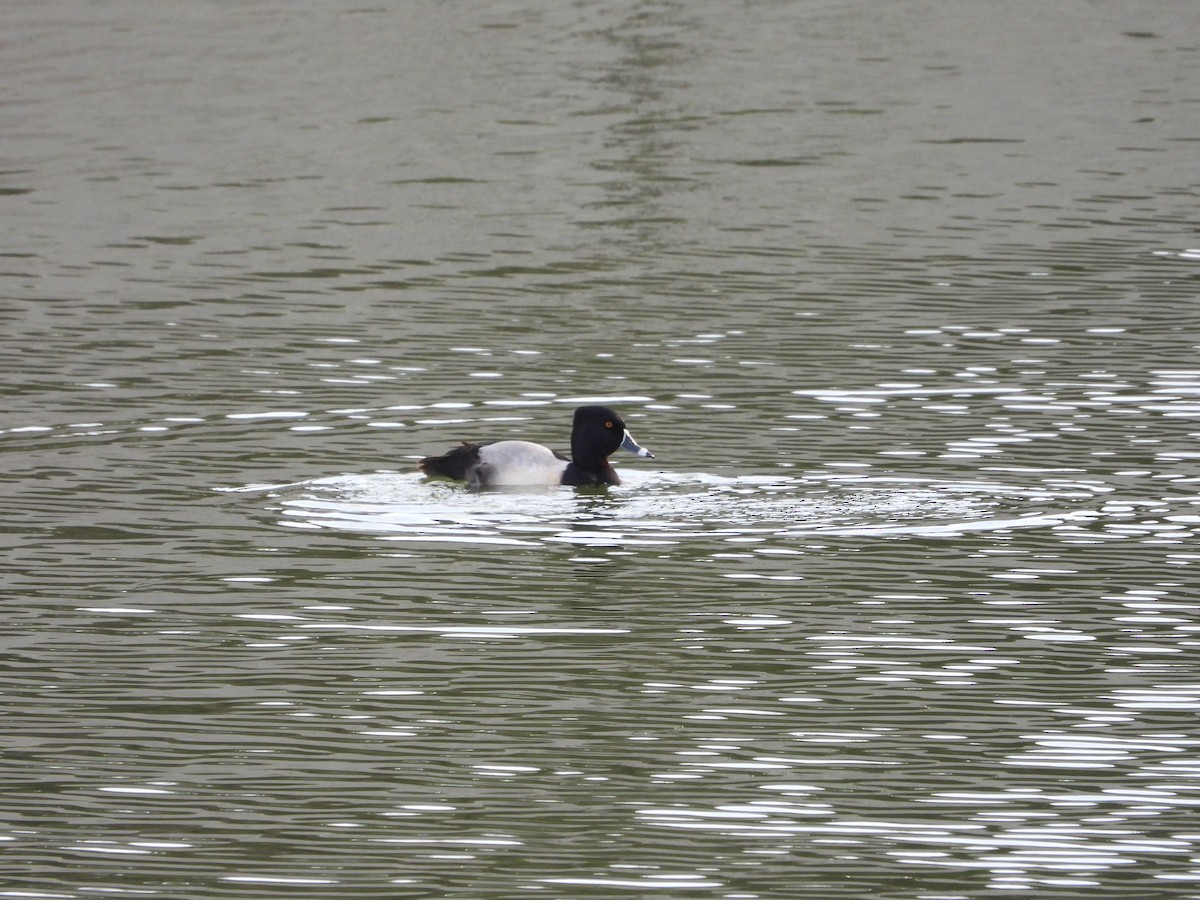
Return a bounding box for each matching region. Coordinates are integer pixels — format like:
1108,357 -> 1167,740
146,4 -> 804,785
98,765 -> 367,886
418,404 -> 654,489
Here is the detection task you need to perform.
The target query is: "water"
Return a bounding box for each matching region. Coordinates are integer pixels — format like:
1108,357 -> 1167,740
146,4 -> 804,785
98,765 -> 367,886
4,1 -> 1200,898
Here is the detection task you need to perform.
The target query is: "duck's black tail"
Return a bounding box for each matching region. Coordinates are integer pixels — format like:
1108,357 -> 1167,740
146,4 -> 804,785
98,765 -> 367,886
417,442 -> 482,481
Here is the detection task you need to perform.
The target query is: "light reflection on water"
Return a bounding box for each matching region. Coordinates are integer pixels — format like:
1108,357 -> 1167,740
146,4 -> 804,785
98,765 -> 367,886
264,456 -> 1198,551
268,470 -> 1071,543
213,464 -> 1200,895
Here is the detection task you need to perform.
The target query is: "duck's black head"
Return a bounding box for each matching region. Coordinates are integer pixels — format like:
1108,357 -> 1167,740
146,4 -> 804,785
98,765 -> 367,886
570,405 -> 654,466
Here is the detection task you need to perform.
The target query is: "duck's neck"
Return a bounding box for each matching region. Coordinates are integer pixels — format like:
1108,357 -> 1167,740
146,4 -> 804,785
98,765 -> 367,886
563,458 -> 620,486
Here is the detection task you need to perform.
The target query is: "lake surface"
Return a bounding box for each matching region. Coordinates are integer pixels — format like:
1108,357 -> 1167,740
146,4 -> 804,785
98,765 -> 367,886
4,1 -> 1200,898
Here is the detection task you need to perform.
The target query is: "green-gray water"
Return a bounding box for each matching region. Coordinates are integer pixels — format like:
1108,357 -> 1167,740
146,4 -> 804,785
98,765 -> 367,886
4,2 -> 1200,898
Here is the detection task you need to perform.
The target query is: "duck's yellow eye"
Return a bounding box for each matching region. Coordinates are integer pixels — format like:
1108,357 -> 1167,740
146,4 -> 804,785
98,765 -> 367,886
605,420 -> 614,429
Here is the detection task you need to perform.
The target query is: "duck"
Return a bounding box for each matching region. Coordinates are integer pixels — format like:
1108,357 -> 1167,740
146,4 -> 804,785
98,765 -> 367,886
418,404 -> 654,489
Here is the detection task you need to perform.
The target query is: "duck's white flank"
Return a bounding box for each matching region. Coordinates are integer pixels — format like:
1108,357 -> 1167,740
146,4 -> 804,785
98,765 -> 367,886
475,440 -> 569,486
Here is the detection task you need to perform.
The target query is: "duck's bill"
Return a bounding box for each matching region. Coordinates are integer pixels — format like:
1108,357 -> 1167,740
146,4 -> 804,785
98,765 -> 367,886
620,430 -> 654,459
